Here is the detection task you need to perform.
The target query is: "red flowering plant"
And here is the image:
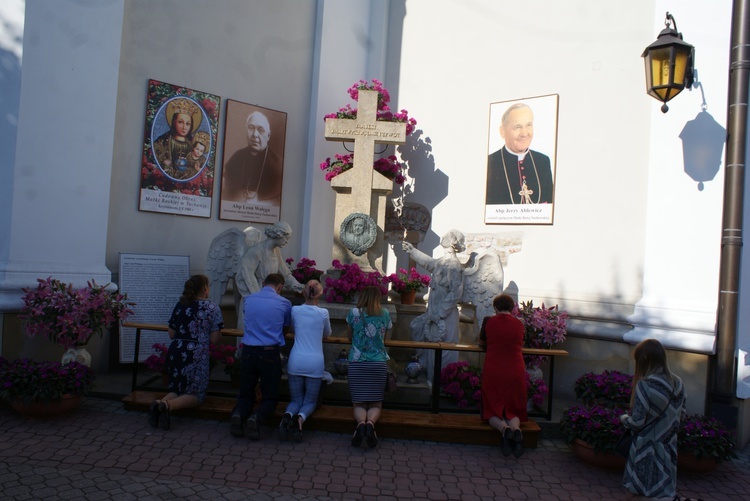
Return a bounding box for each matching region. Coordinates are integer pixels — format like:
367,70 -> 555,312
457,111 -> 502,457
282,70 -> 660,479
324,260 -> 387,303
210,343 -> 241,377
440,361 -> 483,408
320,79 -> 417,185
574,370 -> 633,409
512,300 -> 568,369
285,257 -> 324,284
20,277 -> 134,349
144,343 -> 169,373
385,267 -> 430,294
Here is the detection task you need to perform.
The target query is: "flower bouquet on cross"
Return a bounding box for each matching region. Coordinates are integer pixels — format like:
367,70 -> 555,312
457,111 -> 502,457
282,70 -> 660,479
385,267 -> 430,294
19,277 -> 134,349
320,78 -> 417,185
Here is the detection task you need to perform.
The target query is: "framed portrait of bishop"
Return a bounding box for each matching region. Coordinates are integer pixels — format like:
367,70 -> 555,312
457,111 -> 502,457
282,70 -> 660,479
484,94 -> 559,225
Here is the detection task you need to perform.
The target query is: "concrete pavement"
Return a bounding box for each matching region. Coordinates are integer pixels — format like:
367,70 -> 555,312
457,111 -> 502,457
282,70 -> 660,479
1,397 -> 748,500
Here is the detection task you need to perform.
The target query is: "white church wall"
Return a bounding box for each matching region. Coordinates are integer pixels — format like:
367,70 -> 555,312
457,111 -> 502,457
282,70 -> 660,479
0,0 -> 125,309
106,0 -> 318,277
382,1 -> 654,315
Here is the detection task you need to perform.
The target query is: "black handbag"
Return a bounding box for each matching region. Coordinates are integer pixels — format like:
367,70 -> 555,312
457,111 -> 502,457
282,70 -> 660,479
614,430 -> 633,457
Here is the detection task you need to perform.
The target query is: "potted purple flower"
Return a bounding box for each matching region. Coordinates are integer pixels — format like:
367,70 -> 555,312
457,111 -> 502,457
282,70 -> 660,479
512,300 -> 568,369
285,257 -> 324,285
573,370 -> 633,409
560,404 -> 629,470
0,356 -> 95,416
19,277 -> 134,366
677,414 -> 737,473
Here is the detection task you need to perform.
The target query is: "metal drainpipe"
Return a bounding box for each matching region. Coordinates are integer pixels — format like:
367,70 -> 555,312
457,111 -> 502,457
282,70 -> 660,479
714,0 -> 749,409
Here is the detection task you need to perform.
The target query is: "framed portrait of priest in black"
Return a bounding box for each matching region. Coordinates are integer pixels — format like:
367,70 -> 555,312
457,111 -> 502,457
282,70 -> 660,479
219,100 -> 287,224
484,94 -> 559,225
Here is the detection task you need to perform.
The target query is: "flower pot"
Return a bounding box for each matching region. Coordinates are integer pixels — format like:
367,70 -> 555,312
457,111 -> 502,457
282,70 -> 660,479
570,439 -> 626,471
400,290 -> 417,305
11,394 -> 83,418
61,346 -> 92,367
677,451 -> 719,474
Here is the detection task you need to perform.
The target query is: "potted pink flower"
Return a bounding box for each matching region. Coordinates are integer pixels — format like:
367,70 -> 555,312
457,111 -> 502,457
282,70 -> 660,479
324,260 -> 387,303
385,267 -> 430,305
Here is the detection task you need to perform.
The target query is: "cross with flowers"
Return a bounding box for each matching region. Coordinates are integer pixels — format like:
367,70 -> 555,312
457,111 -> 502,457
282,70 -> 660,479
324,90 -> 407,270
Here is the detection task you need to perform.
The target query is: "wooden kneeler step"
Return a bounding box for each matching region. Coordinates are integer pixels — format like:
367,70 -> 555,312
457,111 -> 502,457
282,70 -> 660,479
123,390 -> 540,448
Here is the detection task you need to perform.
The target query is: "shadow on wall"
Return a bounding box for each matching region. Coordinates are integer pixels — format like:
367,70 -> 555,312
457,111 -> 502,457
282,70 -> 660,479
679,80 -> 726,191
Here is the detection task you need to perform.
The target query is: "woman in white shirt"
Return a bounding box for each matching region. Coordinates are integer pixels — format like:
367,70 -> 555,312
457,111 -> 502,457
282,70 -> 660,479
278,280 -> 331,442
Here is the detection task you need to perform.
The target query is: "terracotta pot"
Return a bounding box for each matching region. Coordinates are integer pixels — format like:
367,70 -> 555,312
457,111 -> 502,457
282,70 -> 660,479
400,290 -> 417,305
677,451 -> 719,474
570,439 -> 626,471
11,394 -> 83,418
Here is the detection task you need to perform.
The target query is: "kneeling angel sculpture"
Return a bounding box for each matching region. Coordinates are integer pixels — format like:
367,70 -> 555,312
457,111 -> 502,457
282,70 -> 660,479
402,229 -> 503,380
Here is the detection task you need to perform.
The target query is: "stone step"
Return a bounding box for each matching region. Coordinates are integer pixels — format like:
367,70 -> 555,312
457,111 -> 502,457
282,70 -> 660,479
123,390 -> 541,448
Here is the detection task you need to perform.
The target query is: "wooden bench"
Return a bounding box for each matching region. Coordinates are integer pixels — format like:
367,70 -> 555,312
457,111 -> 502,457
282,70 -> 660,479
123,390 -> 541,448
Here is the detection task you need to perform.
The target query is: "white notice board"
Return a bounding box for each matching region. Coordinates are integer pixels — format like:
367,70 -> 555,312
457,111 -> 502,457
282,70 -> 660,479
118,253 -> 190,363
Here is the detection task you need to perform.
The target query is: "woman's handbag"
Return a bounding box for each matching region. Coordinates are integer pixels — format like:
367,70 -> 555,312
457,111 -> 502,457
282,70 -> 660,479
385,371 -> 398,392
614,430 -> 633,457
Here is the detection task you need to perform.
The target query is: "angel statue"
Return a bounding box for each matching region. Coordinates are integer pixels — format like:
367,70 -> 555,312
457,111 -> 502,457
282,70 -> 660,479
207,221 -> 303,328
402,229 -> 503,381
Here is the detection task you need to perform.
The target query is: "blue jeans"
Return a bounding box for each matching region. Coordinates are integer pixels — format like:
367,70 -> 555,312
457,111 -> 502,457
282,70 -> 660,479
232,346 -> 281,424
284,374 -> 323,421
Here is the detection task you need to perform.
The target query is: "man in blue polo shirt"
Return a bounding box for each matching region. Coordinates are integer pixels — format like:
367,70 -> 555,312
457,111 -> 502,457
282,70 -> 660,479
230,273 -> 292,439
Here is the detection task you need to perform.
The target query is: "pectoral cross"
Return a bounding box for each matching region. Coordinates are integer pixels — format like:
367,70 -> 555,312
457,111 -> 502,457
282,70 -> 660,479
519,182 -> 534,204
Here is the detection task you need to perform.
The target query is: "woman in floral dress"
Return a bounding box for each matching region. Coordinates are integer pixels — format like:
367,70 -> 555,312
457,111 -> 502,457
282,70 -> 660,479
620,339 -> 686,500
148,274 -> 223,430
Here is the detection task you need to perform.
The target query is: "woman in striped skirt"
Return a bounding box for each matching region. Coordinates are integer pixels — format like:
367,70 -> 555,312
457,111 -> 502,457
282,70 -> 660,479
344,286 -> 392,448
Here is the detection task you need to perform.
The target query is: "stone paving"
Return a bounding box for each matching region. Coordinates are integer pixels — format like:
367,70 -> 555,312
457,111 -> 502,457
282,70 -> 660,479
0,397 -> 748,500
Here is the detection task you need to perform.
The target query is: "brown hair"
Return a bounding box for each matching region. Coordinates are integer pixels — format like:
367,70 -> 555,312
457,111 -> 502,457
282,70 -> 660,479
630,338 -> 675,407
356,286 -> 383,316
263,273 -> 285,287
493,294 -> 515,313
180,274 -> 209,303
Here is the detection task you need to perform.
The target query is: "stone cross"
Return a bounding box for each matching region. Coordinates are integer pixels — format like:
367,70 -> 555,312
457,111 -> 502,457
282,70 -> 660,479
324,89 -> 407,271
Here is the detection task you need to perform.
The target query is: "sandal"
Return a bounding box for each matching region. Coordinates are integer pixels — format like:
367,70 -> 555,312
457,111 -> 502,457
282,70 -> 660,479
158,401 -> 170,431
351,421 -> 366,446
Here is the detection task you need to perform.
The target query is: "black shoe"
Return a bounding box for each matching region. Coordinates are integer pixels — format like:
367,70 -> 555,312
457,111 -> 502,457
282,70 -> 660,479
291,415 -> 303,443
501,428 -> 512,457
148,401 -> 160,428
230,414 -> 244,437
365,422 -> 378,448
351,422 -> 366,446
158,402 -> 170,431
512,429 -> 524,458
278,413 -> 292,441
245,414 -> 260,440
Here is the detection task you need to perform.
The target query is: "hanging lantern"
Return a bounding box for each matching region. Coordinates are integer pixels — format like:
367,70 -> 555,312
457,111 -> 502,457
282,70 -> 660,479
642,12 -> 695,113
